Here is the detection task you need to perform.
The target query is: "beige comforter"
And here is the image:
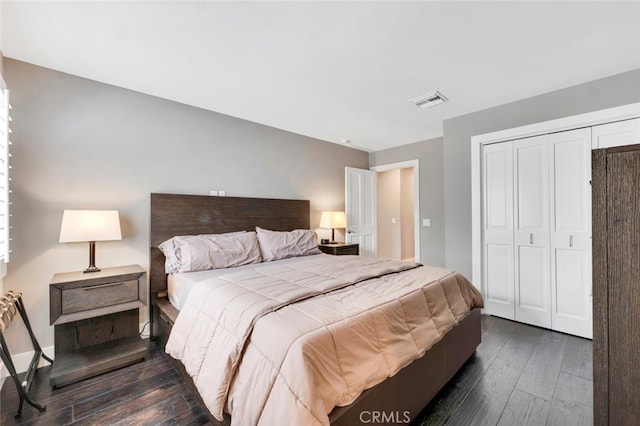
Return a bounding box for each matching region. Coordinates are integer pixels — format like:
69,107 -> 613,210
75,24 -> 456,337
165,254 -> 483,425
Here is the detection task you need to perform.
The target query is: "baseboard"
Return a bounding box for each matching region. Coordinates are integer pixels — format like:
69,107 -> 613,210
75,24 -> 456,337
0,345 -> 55,380
140,321 -> 150,338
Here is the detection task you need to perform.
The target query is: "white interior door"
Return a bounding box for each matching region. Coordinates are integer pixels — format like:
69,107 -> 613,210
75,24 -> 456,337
345,167 -> 377,257
549,128 -> 592,338
513,135 -> 552,328
482,142 -> 515,320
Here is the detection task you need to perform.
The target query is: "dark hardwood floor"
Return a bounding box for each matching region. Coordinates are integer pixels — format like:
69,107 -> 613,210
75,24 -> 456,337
1,315 -> 592,425
416,315 -> 593,426
0,344 -> 210,426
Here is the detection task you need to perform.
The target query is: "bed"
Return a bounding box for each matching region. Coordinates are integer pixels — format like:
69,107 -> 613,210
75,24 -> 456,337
149,193 -> 483,425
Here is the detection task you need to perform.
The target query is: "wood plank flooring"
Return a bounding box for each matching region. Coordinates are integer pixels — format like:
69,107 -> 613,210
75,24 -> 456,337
1,315 -> 592,425
416,315 -> 593,426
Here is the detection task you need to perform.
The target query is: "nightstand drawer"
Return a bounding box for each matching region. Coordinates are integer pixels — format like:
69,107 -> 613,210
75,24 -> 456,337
61,279 -> 139,314
318,243 -> 359,256
50,264 -> 146,326
333,245 -> 359,255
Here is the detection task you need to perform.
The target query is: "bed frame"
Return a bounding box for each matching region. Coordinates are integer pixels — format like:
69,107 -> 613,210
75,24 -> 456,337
149,192 -> 481,425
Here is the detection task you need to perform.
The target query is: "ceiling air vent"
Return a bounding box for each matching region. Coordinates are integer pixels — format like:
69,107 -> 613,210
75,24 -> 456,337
409,91 -> 448,109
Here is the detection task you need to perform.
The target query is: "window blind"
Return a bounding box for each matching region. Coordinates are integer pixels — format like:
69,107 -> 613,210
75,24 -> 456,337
0,85 -> 11,262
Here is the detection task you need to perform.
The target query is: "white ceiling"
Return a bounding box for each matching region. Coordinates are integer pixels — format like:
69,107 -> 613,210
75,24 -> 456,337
2,1 -> 640,152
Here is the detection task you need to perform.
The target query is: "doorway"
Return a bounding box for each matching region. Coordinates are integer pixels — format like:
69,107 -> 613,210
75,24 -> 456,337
371,160 -> 420,262
376,168 -> 415,261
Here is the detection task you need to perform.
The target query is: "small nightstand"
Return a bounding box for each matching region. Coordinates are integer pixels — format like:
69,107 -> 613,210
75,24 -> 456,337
318,242 -> 359,256
49,264 -> 147,387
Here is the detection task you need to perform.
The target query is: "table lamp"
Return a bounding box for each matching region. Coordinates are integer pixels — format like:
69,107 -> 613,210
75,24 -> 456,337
59,210 -> 122,273
319,211 -> 347,244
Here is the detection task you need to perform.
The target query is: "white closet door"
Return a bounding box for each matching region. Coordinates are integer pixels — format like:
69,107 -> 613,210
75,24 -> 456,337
513,135 -> 551,328
482,142 -> 515,319
549,128 -> 592,338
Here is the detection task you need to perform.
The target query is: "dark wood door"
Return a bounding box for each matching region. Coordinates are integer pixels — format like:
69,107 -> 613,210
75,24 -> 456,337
593,145 -> 640,425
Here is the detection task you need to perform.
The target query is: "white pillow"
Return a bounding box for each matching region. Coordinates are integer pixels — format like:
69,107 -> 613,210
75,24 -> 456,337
255,227 -> 320,261
159,231 -> 261,273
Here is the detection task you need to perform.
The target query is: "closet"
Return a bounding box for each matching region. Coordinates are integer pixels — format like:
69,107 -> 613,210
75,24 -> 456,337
473,105 -> 640,340
482,128 -> 592,338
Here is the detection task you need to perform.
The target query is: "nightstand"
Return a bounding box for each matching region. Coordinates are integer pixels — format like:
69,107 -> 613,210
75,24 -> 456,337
318,242 -> 359,256
49,264 -> 147,387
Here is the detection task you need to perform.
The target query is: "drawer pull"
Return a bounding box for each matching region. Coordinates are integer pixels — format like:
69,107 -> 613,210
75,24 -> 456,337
83,282 -> 124,290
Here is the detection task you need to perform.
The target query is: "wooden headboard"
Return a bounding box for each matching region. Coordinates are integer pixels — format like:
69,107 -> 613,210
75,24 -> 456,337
149,193 -> 311,294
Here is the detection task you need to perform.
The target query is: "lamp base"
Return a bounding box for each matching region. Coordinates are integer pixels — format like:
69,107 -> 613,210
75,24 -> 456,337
84,241 -> 101,273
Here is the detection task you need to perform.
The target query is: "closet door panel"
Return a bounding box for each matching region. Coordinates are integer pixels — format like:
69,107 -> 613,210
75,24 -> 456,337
485,243 -> 514,316
555,249 -> 588,316
513,136 -> 551,327
482,142 -> 515,319
549,128 -> 592,338
552,130 -> 591,232
592,117 -> 640,149
484,146 -> 512,232
517,246 -> 547,310
516,143 -> 547,230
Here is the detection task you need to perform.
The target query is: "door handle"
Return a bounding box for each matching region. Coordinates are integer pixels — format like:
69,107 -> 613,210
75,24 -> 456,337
529,233 -> 534,245
569,235 -> 574,248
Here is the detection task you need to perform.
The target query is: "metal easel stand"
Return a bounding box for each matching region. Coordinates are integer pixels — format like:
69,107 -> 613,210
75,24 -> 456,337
0,290 -> 54,418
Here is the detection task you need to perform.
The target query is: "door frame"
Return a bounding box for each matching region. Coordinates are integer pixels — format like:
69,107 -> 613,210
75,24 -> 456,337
371,159 -> 420,262
471,102 -> 640,296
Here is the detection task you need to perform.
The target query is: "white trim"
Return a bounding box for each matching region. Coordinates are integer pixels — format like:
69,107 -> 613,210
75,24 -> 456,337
371,159 -> 418,172
471,102 -> 640,295
371,159 -> 421,263
471,141 -> 483,294
473,102 -> 640,146
140,321 -> 150,338
0,346 -> 55,379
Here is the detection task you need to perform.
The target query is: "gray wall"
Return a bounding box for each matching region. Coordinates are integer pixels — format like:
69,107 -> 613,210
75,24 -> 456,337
369,137 -> 445,267
4,58 -> 368,353
443,68 -> 640,279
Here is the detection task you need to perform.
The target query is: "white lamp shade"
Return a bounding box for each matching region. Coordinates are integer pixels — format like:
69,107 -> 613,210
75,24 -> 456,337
59,210 -> 122,243
319,211 -> 347,229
